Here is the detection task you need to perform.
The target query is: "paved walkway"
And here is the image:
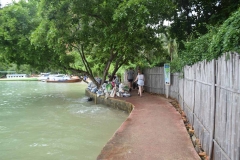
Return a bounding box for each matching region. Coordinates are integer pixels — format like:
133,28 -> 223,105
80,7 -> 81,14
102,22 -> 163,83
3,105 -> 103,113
97,90 -> 201,160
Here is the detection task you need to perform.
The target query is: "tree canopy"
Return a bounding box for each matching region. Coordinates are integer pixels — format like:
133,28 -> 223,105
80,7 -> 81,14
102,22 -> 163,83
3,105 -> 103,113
0,0 -> 175,86
170,0 -> 240,49
170,7 -> 240,72
0,0 -> 239,82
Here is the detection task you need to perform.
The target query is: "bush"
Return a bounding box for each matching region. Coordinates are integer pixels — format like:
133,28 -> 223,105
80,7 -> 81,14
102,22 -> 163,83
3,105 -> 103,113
209,7 -> 240,56
176,7 -> 240,71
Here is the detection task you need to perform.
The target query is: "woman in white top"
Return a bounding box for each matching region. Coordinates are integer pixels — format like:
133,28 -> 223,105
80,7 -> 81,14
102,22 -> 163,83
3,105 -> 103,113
134,70 -> 145,97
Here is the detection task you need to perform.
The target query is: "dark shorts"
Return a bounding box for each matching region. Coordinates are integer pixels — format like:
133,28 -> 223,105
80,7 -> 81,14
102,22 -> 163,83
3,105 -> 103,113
128,79 -> 133,82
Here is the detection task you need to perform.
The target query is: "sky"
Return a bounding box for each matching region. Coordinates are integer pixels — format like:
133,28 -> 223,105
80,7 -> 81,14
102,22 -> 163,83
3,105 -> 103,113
1,0 -> 19,7
1,0 -> 11,6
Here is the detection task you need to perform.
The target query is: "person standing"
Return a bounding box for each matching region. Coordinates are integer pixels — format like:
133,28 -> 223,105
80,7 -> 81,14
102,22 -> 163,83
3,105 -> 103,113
127,68 -> 134,91
134,70 -> 145,97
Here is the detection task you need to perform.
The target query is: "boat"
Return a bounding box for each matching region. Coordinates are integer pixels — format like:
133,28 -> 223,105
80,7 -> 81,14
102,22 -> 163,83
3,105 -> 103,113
46,79 -> 82,83
46,75 -> 82,83
37,73 -> 68,81
0,74 -> 38,81
37,73 -> 51,81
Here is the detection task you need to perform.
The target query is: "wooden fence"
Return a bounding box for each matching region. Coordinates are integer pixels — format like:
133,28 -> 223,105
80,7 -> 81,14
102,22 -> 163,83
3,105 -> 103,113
142,52 -> 240,160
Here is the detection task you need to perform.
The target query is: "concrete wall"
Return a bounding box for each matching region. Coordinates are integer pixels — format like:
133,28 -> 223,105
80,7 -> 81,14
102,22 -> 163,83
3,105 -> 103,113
85,89 -> 133,113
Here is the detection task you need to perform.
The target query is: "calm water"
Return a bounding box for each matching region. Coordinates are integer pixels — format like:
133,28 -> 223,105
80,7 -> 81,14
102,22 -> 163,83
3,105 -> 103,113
0,81 -> 128,160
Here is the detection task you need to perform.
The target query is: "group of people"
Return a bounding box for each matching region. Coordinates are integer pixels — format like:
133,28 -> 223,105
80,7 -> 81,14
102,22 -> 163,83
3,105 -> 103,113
127,68 -> 145,97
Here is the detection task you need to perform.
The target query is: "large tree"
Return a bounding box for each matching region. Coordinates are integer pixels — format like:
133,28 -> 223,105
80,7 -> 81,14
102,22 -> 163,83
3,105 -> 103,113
0,0 -> 175,87
0,0 -> 66,71
31,0 -> 175,86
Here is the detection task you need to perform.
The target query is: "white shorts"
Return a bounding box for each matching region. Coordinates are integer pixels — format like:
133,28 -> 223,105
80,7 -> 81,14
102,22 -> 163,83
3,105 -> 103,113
137,80 -> 144,86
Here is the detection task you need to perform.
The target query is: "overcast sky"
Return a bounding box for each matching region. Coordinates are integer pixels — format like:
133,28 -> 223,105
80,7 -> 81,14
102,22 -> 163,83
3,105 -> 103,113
1,0 -> 19,7
1,0 -> 11,6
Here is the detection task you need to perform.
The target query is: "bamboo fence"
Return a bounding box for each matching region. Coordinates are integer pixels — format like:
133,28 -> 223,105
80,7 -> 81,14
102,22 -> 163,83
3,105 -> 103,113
140,52 -> 240,160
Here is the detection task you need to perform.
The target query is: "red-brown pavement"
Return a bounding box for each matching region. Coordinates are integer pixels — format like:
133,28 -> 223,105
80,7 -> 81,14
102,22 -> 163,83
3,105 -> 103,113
97,90 -> 201,160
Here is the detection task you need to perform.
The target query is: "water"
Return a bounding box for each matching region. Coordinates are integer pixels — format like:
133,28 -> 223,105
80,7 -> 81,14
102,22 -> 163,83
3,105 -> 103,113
0,81 -> 128,160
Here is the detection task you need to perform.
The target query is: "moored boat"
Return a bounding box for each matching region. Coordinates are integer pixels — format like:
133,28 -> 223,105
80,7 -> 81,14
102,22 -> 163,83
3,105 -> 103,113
37,73 -> 51,81
0,74 -> 38,81
46,78 -> 82,83
46,75 -> 82,83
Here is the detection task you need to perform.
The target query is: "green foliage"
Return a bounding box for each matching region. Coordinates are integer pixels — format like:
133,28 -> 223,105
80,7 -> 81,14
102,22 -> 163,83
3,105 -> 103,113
4,0 -> 239,82
31,0 -> 175,85
172,7 -> 240,72
0,1 -> 37,65
0,0 -> 61,72
170,0 -> 240,49
209,7 -> 240,56
179,32 -> 213,65
170,57 -> 184,73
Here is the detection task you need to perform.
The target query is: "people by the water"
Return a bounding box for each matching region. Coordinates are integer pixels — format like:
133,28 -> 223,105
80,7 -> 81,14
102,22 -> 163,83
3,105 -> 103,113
113,74 -> 120,87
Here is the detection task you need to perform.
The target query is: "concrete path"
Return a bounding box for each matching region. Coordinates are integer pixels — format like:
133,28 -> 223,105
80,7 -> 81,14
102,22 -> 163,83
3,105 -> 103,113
97,90 -> 201,160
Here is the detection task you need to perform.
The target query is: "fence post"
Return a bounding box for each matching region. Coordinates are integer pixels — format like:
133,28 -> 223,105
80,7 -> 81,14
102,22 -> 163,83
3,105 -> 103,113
182,69 -> 185,111
238,146 -> 240,160
192,65 -> 196,125
209,59 -> 216,160
165,85 -> 169,98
